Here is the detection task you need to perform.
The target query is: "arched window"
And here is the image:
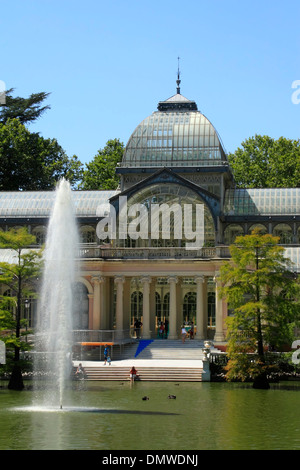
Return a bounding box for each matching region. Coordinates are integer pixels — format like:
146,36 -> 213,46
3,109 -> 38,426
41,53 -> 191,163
121,183 -> 215,248
79,225 -> 96,244
32,226 -> 47,245
248,224 -> 267,235
273,223 -> 293,244
224,224 -> 244,244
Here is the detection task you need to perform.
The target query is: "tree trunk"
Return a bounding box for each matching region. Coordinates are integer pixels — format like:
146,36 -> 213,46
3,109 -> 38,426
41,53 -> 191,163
253,372 -> 270,389
8,267 -> 24,390
8,364 -> 24,390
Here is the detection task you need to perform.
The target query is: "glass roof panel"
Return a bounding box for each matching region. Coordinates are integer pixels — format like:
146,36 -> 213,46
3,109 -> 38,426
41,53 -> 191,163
223,188 -> 300,216
0,190 -> 120,218
285,247 -> 300,272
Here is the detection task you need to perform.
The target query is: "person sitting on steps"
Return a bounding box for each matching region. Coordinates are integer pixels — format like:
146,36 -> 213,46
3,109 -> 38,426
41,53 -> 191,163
130,366 -> 139,381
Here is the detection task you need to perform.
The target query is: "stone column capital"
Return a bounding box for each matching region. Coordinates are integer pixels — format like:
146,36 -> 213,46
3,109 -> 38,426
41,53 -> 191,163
92,275 -> 106,284
167,276 -> 178,284
195,275 -> 205,284
114,275 -> 125,284
140,275 -> 152,284
91,275 -> 101,284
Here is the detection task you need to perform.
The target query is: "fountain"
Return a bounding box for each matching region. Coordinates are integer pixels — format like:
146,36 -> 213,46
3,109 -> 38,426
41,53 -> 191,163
34,179 -> 79,409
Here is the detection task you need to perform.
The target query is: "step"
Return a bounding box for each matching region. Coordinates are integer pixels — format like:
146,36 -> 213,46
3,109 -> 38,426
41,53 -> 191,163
76,365 -> 203,382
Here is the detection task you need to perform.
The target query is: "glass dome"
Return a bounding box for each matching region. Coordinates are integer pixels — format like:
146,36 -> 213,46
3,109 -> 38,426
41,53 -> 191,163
121,93 -> 227,168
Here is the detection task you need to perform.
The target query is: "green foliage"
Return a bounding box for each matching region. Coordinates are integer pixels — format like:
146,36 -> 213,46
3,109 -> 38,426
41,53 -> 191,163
0,227 -> 43,354
80,138 -> 124,190
0,88 -> 51,125
219,229 -> 300,382
0,88 -> 83,190
228,134 -> 300,188
0,118 -> 83,190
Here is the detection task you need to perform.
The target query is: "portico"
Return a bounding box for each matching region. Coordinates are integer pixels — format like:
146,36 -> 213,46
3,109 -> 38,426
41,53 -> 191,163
79,257 -> 226,342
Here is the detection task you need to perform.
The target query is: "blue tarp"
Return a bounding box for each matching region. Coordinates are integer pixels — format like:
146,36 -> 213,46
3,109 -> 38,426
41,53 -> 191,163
134,340 -> 154,358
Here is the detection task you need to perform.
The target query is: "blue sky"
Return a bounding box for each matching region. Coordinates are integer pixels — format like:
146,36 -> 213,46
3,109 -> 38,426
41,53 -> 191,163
1,0 -> 300,165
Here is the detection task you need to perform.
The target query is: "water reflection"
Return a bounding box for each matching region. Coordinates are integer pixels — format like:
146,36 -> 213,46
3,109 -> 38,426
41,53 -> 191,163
1,381 -> 300,450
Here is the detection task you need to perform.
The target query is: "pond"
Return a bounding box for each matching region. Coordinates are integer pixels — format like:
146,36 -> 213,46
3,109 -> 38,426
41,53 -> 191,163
0,380 -> 299,450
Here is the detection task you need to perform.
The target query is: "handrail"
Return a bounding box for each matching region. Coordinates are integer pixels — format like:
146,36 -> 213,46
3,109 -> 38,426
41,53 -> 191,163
78,246 -> 232,260
72,329 -> 133,344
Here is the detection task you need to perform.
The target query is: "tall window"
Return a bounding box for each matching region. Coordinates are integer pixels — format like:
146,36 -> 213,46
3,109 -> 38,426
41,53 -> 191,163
131,291 -> 143,325
155,292 -> 162,324
163,292 -> 170,320
73,282 -> 89,329
207,292 -> 216,327
183,292 -> 196,323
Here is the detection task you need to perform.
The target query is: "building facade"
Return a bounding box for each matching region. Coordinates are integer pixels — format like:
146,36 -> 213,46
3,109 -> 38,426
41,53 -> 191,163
1,85 -> 300,344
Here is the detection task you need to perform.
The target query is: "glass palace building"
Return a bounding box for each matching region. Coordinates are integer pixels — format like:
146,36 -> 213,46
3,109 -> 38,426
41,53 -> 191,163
1,85 -> 300,344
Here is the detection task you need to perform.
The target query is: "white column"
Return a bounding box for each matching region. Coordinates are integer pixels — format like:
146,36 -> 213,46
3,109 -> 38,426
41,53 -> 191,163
91,276 -> 101,330
168,276 -> 178,339
114,276 -> 125,338
99,276 -> 107,329
214,273 -> 225,342
149,278 -> 156,336
87,293 -> 94,329
195,275 -> 205,339
123,278 -> 131,334
141,276 -> 151,339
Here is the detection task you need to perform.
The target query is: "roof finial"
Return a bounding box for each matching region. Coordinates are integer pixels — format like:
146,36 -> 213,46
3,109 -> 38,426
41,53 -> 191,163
176,56 -> 181,94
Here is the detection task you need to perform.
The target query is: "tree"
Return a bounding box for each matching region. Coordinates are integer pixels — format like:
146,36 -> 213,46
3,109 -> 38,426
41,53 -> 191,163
219,229 -> 300,389
0,118 -> 83,190
0,227 -> 43,390
0,88 -> 50,125
228,135 -> 300,188
80,138 -> 124,190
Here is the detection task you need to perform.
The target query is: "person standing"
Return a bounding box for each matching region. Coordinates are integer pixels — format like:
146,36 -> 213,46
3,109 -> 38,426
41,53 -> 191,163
103,345 -> 110,365
164,319 -> 169,339
190,322 -> 195,339
181,325 -> 187,343
134,318 -> 143,338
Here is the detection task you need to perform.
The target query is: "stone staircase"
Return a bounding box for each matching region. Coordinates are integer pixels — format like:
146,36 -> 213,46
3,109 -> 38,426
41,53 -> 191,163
81,365 -> 203,382
74,339 -> 220,382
